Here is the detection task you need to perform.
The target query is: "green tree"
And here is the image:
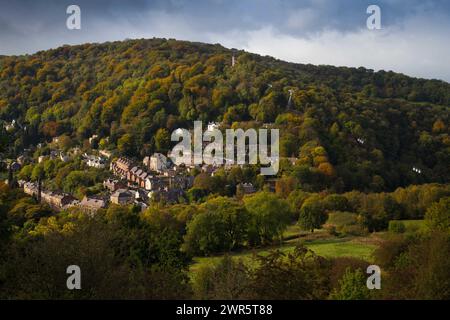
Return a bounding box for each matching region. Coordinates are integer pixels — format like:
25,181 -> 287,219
244,192 -> 291,245
183,197 -> 249,255
298,196 -> 328,232
117,133 -> 135,156
63,171 -> 91,194
287,190 -> 311,220
330,268 -> 371,300
31,164 -> 45,181
324,194 -> 349,212
154,128 -> 170,153
17,164 -> 34,181
193,172 -> 214,192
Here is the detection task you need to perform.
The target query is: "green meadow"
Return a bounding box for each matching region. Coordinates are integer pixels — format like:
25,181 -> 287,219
190,237 -> 377,274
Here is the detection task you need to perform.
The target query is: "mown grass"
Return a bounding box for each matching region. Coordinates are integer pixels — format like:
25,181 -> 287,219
305,239 -> 375,261
189,237 -> 377,275
283,224 -> 303,238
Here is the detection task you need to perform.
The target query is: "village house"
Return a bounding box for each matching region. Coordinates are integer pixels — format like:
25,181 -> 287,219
207,122 -> 220,131
83,154 -> 106,169
133,188 -> 149,202
144,175 -> 164,191
144,174 -> 193,192
50,150 -> 59,160
110,157 -> 192,205
111,158 -> 153,188
80,196 -> 107,213
110,189 -> 134,205
88,158 -> 106,168
41,190 -> 78,209
16,155 -> 30,166
143,153 -> 168,173
17,180 -> 27,188
111,157 -> 133,179
69,147 -> 82,156
89,134 -> 99,146
23,182 -> 38,197
23,182 -> 79,209
237,182 -> 256,194
60,152 -> 69,162
127,166 -> 138,183
162,168 -> 178,177
4,120 -> 16,132
99,149 -> 112,159
136,171 -> 149,188
125,166 -> 150,188
8,161 -> 21,171
103,178 -> 126,192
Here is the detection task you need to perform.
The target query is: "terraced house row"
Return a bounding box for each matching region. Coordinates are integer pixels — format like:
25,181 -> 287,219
110,156 -> 194,193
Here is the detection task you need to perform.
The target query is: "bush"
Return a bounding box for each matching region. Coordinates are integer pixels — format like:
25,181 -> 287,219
191,256 -> 250,299
425,197 -> 450,233
327,211 -> 358,226
326,211 -> 366,236
330,268 -> 372,300
329,257 -> 370,290
389,221 -> 406,234
340,224 -> 368,236
247,245 -> 331,299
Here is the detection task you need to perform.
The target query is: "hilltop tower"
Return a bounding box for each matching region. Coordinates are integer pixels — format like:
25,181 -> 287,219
287,89 -> 294,109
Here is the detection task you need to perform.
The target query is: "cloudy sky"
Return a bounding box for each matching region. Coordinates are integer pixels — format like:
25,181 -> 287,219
1,0 -> 450,82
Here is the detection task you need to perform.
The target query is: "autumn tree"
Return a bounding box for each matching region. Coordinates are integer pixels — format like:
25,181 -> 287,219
425,197 -> 450,233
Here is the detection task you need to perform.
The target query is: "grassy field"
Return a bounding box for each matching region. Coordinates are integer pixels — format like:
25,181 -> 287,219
190,237 -> 377,275
305,239 -> 376,261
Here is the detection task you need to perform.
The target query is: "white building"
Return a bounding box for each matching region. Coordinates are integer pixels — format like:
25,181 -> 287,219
89,134 -> 99,145
144,153 -> 168,173
38,156 -> 46,164
99,149 -> 112,158
84,154 -> 106,169
207,122 -> 220,131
